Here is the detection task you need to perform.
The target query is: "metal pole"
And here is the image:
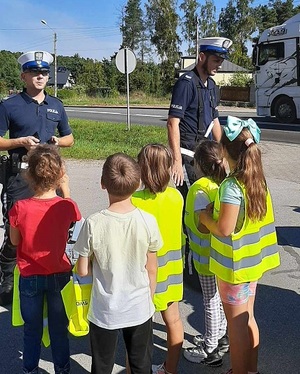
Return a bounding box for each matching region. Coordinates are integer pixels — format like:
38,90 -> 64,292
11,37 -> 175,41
125,48 -> 130,131
54,32 -> 57,97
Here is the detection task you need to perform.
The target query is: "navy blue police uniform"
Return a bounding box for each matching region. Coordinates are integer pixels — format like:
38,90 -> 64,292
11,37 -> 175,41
169,67 -> 219,188
0,51 -> 72,305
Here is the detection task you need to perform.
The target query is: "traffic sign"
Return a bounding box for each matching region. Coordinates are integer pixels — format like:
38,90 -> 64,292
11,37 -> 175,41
115,48 -> 136,74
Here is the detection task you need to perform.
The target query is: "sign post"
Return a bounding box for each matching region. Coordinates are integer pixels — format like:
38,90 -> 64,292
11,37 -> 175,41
115,48 -> 137,130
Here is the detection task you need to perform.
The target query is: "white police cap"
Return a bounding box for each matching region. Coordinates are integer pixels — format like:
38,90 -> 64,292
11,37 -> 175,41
18,51 -> 54,72
199,37 -> 233,59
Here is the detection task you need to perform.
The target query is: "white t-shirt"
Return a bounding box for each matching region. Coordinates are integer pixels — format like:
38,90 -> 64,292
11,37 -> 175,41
74,208 -> 162,329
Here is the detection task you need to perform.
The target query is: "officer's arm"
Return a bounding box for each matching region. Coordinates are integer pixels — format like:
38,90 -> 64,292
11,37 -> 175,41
0,135 -> 39,151
51,133 -> 74,147
167,116 -> 184,186
212,118 -> 222,142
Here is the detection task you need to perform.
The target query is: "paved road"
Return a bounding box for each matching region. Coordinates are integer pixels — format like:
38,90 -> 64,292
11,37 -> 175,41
65,106 -> 300,145
0,141 -> 300,373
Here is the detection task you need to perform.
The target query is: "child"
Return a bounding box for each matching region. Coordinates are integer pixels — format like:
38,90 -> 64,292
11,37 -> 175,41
8,144 -> 82,374
183,140 -> 228,367
132,144 -> 184,374
75,153 -> 163,374
199,116 -> 280,374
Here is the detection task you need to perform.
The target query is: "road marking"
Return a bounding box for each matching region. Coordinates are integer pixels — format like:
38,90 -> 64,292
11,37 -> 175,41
66,109 -> 164,118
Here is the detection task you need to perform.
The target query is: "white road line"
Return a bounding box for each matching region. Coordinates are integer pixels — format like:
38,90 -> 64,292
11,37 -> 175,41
66,109 -> 164,118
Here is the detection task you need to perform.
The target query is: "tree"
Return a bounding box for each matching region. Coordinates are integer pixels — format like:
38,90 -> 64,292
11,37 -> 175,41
180,0 -> 199,55
198,0 -> 218,39
146,0 -> 181,93
218,0 -> 255,68
120,0 -> 144,55
0,51 -> 23,93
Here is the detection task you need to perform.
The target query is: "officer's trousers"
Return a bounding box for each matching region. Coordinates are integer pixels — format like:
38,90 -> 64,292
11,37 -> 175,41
0,173 -> 33,294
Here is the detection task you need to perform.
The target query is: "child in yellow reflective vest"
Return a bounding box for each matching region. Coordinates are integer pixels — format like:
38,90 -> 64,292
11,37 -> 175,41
199,116 -> 280,374
183,140 -> 228,367
9,144 -> 81,374
132,144 -> 184,374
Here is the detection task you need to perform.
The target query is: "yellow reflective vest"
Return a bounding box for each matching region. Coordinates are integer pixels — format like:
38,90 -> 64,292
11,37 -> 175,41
132,186 -> 184,312
210,177 -> 280,284
185,177 -> 218,276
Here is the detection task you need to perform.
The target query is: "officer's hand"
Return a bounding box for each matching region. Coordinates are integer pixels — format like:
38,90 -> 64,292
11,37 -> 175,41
48,136 -> 59,145
172,161 -> 184,186
21,136 -> 40,150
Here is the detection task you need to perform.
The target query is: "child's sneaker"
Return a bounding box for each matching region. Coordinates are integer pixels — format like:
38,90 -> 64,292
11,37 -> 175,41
152,363 -> 167,374
193,333 -> 229,355
183,344 -> 223,367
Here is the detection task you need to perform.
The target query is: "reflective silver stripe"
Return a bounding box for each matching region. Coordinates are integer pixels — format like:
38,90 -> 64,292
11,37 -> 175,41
186,228 -> 210,247
155,273 -> 183,294
157,249 -> 183,267
192,251 -> 209,265
215,222 -> 276,250
211,243 -> 279,271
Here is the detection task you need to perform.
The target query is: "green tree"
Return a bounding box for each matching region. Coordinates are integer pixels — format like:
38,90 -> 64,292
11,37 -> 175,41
57,54 -> 85,85
120,0 -> 144,54
78,60 -> 105,95
218,0 -> 255,68
198,0 -> 218,39
180,0 -> 199,55
146,0 -> 181,93
0,50 -> 23,94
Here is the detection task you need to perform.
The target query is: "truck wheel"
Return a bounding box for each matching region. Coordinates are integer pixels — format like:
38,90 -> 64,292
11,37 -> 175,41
274,97 -> 296,123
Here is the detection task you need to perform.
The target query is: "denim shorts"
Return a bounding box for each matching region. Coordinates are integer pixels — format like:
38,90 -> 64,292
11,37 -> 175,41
217,278 -> 257,306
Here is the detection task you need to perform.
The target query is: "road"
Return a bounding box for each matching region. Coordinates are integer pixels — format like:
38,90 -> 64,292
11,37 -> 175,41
65,106 -> 300,144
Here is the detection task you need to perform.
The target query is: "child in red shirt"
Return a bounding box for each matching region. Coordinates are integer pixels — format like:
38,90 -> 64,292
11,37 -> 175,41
9,144 -> 81,374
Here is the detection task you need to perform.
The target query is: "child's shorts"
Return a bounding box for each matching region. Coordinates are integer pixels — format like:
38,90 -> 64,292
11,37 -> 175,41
217,278 -> 257,306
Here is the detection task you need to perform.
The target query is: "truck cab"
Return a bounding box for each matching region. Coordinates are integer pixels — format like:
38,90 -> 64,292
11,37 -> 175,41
253,13 -> 300,123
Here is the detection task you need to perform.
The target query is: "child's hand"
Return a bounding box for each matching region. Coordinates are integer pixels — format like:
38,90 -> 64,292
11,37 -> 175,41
59,173 -> 71,198
205,202 -> 214,215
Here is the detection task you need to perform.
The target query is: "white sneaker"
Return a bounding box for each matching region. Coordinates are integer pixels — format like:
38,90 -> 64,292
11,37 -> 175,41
183,346 -> 207,363
152,363 -> 167,374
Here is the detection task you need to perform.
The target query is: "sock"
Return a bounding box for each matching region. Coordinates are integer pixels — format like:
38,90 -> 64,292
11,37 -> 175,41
248,371 -> 258,374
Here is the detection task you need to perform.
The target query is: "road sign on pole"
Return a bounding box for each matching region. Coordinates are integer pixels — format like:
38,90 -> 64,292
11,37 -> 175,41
115,48 -> 137,130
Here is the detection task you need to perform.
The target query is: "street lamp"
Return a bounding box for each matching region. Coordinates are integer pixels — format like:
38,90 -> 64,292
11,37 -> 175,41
41,19 -> 57,97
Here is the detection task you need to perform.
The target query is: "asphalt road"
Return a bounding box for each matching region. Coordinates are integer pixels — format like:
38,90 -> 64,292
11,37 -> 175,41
65,106 -> 300,145
0,122 -> 299,373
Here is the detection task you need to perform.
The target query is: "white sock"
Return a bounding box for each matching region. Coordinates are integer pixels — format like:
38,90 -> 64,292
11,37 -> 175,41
248,371 -> 258,374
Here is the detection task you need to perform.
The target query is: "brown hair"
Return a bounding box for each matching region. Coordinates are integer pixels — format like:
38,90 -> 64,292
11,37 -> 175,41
137,144 -> 173,194
25,144 -> 63,194
221,128 -> 267,221
194,140 -> 227,185
101,153 -> 141,197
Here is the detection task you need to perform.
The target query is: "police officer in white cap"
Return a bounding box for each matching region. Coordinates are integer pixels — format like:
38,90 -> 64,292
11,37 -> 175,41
0,51 -> 74,306
168,37 -> 232,190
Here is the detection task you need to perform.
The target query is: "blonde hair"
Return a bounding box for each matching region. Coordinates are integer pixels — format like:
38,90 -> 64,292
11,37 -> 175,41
137,144 -> 173,194
221,129 -> 267,221
25,144 -> 63,194
101,153 -> 141,197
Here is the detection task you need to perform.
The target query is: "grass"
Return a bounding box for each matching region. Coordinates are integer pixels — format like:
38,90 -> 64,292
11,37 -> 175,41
60,119 -> 168,160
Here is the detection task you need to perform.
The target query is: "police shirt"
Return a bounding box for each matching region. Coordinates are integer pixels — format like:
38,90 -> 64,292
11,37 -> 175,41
168,69 -> 219,142
0,90 -> 72,158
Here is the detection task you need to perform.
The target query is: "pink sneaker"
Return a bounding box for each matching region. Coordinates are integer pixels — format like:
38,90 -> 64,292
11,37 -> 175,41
152,363 -> 167,374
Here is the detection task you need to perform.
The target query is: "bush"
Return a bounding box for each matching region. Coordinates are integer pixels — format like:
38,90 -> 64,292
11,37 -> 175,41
228,72 -> 253,87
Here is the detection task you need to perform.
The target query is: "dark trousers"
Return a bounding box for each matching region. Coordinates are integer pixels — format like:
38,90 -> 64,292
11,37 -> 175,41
0,173 -> 33,293
89,318 -> 153,374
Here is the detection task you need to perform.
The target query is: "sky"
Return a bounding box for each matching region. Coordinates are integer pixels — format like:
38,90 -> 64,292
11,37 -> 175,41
0,0 -> 270,61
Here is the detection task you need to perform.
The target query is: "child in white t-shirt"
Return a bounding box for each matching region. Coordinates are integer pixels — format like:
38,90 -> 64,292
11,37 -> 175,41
75,153 -> 163,374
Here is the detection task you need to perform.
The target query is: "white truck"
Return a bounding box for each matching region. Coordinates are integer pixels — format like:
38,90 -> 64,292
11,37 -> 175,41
252,13 -> 300,123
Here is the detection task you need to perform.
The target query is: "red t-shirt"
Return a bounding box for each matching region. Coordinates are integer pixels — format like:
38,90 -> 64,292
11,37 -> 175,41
9,196 -> 82,276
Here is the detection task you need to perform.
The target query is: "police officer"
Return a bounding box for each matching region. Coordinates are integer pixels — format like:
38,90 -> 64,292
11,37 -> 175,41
0,51 -> 74,306
167,37 -> 232,195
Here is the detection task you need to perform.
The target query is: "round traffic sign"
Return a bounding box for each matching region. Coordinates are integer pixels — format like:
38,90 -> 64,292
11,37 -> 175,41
115,48 -> 136,74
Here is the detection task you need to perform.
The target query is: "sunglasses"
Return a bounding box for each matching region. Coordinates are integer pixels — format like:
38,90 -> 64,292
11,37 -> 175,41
25,69 -> 49,76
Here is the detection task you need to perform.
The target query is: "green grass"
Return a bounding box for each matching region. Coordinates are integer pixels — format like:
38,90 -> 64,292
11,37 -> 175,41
60,119 -> 168,160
